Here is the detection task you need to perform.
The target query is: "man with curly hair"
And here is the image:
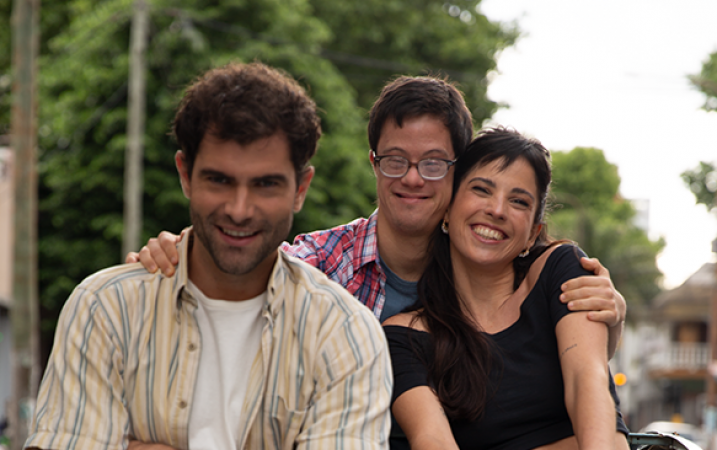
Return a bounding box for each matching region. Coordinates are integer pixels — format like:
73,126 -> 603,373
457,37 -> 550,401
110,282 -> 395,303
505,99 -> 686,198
26,63 -> 392,450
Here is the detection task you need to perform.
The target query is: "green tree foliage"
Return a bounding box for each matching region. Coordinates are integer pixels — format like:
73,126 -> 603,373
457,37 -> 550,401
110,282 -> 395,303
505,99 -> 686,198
310,0 -> 517,122
32,0 -> 372,334
0,0 -> 515,347
548,147 -> 664,306
681,161 -> 717,211
690,51 -> 717,112
685,52 -> 717,212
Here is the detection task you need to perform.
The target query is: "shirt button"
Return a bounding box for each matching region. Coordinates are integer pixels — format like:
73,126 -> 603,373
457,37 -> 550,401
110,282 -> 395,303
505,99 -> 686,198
179,400 -> 187,409
188,343 -> 196,351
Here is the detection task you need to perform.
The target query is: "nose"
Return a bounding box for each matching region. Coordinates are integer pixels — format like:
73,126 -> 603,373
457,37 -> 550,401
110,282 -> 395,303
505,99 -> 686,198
401,164 -> 425,187
485,195 -> 507,220
224,187 -> 255,224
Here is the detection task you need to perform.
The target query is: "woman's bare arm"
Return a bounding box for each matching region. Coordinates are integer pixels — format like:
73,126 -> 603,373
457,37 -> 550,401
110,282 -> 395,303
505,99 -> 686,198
560,257 -> 626,359
392,386 -> 460,450
556,311 -> 615,450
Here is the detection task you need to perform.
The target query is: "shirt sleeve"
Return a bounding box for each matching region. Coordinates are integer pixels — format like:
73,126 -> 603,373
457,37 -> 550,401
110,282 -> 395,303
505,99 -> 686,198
544,245 -> 593,327
383,325 -> 431,405
25,287 -> 128,450
282,233 -> 323,269
295,310 -> 393,450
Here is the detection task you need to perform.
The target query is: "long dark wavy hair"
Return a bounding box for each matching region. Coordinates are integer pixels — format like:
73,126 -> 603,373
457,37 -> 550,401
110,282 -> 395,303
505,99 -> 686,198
411,127 -> 561,421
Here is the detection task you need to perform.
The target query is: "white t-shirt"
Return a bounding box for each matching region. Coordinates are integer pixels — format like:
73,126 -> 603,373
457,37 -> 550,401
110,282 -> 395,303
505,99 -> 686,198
186,281 -> 265,450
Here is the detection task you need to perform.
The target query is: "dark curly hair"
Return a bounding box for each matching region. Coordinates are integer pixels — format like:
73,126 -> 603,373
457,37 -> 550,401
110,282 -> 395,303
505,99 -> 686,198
173,62 -> 321,181
368,76 -> 474,159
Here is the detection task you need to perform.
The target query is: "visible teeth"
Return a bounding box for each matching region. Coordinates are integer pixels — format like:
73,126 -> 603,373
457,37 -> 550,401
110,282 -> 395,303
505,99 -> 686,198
222,228 -> 255,238
473,226 -> 504,240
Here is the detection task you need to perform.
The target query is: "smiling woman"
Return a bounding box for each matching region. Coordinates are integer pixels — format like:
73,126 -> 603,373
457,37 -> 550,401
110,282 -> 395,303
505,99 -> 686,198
383,127 -> 630,450
447,157 -> 542,280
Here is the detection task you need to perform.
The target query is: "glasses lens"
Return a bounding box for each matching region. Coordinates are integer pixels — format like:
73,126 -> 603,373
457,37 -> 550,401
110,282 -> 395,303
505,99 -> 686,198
418,159 -> 448,179
379,156 -> 408,177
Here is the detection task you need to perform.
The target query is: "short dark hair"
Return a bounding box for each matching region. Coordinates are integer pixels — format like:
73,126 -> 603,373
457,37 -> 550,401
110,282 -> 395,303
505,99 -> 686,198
454,127 -> 551,226
367,76 -> 473,158
173,62 -> 321,179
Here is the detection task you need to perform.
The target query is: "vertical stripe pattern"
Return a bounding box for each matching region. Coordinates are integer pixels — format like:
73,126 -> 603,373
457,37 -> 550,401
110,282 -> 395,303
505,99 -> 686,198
26,231 -> 392,450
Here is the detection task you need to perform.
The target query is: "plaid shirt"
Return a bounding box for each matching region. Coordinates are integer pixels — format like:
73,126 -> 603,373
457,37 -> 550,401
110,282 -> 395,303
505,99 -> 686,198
282,211 -> 385,320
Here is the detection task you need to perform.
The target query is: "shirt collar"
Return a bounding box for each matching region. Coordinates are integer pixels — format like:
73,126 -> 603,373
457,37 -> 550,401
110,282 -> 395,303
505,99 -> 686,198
264,249 -> 301,318
355,210 -> 381,271
175,228 -> 291,317
174,229 -> 196,308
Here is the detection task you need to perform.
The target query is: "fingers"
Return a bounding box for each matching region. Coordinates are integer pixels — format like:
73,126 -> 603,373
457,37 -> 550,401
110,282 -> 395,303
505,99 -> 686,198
142,236 -> 178,277
561,267 -> 615,296
561,276 -> 614,301
584,310 -> 620,327
157,231 -> 181,265
125,252 -> 140,264
563,295 -> 619,327
579,256 -> 610,277
564,261 -> 627,326
561,276 -> 621,327
137,245 -> 159,274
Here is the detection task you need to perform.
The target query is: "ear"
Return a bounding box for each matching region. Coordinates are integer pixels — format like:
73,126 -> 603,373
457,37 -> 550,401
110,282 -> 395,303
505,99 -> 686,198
369,149 -> 379,177
528,223 -> 543,247
175,150 -> 191,199
293,166 -> 315,213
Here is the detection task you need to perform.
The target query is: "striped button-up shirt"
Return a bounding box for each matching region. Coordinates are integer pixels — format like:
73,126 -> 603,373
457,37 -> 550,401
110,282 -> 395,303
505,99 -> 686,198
283,210 -> 386,319
27,232 -> 392,450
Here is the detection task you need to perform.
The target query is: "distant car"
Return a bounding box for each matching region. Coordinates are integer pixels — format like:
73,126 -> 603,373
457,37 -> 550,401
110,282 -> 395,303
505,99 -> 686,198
638,421 -> 706,449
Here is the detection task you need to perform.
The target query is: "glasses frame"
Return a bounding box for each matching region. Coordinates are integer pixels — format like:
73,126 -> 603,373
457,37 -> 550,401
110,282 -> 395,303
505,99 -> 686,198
372,152 -> 456,181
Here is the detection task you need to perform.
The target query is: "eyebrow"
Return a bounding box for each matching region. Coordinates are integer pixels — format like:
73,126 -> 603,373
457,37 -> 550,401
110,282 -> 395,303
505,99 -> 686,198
198,168 -> 231,180
254,174 -> 290,184
198,169 -> 290,184
471,177 -> 536,201
381,147 -> 452,158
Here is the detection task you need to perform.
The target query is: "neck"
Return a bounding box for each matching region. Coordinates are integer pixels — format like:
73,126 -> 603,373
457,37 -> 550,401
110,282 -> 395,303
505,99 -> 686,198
188,235 -> 274,301
376,215 -> 432,282
451,254 -> 516,320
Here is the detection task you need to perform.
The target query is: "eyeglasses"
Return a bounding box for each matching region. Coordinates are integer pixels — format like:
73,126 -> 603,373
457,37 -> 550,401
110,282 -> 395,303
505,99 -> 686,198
372,152 -> 456,181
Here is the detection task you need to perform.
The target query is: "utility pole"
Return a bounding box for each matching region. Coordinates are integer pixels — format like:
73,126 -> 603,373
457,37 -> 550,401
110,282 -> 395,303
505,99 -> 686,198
9,0 -> 40,448
122,0 -> 149,258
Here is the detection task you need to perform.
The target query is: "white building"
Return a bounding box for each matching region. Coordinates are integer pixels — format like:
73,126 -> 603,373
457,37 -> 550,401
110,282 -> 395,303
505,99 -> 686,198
615,263 -> 715,430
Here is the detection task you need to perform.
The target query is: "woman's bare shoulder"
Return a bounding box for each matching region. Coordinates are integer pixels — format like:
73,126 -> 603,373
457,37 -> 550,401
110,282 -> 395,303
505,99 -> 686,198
382,311 -> 428,332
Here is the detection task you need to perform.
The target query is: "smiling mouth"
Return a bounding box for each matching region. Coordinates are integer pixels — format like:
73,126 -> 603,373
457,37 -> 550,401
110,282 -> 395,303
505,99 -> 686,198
472,225 -> 506,241
220,227 -> 258,238
396,193 -> 429,200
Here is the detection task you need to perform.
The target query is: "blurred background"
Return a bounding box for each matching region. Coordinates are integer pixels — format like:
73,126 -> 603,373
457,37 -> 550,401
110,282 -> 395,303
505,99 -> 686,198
0,0 -> 715,447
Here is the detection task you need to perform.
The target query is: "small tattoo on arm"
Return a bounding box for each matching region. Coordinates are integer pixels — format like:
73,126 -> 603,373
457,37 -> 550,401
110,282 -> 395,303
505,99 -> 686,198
560,344 -> 577,357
